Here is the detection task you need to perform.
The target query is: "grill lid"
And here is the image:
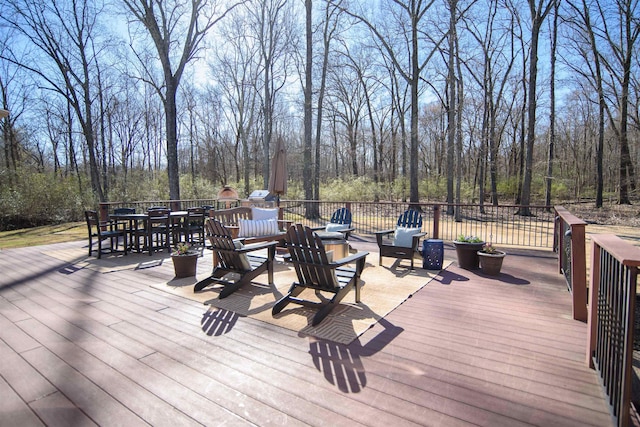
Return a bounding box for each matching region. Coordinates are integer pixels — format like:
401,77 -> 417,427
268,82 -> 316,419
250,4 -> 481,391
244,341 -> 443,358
248,190 -> 276,201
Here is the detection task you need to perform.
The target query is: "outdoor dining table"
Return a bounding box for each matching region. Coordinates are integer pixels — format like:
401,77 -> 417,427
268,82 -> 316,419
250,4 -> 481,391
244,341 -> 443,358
109,210 -> 188,254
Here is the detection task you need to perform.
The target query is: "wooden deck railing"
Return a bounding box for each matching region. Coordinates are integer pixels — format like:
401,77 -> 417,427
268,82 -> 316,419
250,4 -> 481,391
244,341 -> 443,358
554,206 -> 588,321
586,234 -> 640,427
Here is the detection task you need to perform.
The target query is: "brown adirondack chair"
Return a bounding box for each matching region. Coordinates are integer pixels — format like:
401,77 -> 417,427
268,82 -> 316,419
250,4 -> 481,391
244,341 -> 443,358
272,224 -> 368,326
375,209 -> 426,269
194,219 -> 276,299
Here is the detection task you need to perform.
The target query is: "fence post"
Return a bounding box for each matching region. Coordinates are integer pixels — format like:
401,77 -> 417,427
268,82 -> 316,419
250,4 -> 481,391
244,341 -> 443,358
554,206 -> 588,321
432,204 -> 440,239
571,222 -> 587,321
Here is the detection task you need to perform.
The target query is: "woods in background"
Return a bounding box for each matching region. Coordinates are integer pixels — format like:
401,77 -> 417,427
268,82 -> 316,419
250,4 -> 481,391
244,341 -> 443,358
0,0 -> 638,224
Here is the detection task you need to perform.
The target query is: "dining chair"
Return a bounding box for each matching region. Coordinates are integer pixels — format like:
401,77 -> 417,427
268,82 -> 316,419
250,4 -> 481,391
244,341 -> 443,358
185,207 -> 205,244
85,210 -> 128,259
146,208 -> 171,255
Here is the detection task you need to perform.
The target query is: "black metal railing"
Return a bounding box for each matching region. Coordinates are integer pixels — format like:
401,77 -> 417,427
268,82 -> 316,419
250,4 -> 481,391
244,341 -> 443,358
99,199 -> 555,249
587,234 -> 640,427
281,201 -> 555,248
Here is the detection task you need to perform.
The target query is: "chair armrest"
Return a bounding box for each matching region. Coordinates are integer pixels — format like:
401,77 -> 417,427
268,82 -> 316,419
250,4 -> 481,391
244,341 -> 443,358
227,225 -> 240,239
333,250 -> 369,277
375,229 -> 395,246
333,250 -> 368,267
340,227 -> 356,238
374,229 -> 395,236
239,240 -> 278,253
411,232 -> 427,249
277,219 -> 292,231
309,225 -> 325,231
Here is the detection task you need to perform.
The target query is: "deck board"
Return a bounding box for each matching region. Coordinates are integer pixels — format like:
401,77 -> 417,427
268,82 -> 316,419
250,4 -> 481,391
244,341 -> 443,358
0,240 -> 614,426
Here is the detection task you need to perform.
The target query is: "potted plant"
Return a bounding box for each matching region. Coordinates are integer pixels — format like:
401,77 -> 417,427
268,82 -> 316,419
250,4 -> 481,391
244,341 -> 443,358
453,235 -> 485,270
171,242 -> 199,278
477,243 -> 506,275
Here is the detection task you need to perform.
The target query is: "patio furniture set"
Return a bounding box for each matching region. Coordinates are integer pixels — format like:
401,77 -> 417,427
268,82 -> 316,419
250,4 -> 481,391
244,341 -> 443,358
85,206 -> 206,258
86,206 -> 433,325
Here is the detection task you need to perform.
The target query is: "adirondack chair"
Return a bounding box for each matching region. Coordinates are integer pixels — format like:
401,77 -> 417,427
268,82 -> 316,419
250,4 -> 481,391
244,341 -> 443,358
375,209 -> 426,269
312,207 -> 355,239
194,218 -> 276,299
272,224 -> 368,326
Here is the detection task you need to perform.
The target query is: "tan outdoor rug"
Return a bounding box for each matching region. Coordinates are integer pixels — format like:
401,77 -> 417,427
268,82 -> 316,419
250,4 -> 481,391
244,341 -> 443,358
151,258 -> 451,344
42,246 -> 174,273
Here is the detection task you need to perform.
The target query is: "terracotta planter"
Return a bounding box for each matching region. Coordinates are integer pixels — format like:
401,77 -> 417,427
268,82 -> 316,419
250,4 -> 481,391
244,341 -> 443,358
477,250 -> 506,275
171,253 -> 198,278
453,241 -> 485,270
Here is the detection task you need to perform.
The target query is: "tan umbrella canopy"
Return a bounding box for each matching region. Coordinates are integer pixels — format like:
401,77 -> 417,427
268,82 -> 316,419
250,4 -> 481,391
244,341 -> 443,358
268,137 -> 287,203
0,109 -> 9,119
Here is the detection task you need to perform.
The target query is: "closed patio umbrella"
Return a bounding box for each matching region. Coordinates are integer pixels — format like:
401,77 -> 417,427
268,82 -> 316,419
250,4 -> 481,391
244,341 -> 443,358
268,137 -> 287,205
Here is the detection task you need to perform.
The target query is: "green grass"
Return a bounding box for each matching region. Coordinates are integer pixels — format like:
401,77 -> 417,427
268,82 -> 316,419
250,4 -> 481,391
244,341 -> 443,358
0,222 -> 86,249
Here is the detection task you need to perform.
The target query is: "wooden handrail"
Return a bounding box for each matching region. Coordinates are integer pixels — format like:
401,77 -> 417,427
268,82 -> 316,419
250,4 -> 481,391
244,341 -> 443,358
554,206 -> 588,321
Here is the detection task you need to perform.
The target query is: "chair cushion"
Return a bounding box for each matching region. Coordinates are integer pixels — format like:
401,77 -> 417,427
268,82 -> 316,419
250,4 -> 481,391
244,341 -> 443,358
393,227 -> 422,248
251,207 -> 278,221
326,222 -> 348,232
233,240 -> 251,270
238,219 -> 279,237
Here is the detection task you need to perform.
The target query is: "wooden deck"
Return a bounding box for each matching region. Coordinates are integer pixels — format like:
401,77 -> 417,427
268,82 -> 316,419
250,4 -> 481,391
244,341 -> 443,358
0,238 -> 612,426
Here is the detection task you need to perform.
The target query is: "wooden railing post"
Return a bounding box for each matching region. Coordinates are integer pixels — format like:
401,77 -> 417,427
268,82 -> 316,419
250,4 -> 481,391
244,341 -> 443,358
571,222 -> 587,321
432,204 -> 440,239
554,206 -> 588,321
99,203 -> 109,224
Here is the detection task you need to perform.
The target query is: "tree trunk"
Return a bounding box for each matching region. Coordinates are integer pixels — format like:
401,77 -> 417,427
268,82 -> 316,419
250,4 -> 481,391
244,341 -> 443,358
165,79 -> 180,201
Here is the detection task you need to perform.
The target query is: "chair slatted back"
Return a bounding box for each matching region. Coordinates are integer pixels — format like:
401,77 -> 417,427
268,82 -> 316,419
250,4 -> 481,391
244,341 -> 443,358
187,207 -> 205,225
147,208 -> 170,228
209,206 -> 252,226
330,207 -> 352,226
285,224 -> 338,291
114,207 -> 135,215
397,209 -> 423,228
85,210 -> 101,236
205,219 -> 248,271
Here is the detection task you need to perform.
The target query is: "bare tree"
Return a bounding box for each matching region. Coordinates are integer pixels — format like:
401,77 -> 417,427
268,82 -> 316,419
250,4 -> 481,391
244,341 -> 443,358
1,0 -> 110,200
334,0 -> 442,204
519,0 -> 555,215
313,1 -> 345,202
247,0 -> 297,189
211,8 -> 261,196
0,31 -> 28,189
304,0 -> 313,211
122,0 -> 240,200
464,0 -> 519,207
595,0 -> 639,204
544,0 -> 560,209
